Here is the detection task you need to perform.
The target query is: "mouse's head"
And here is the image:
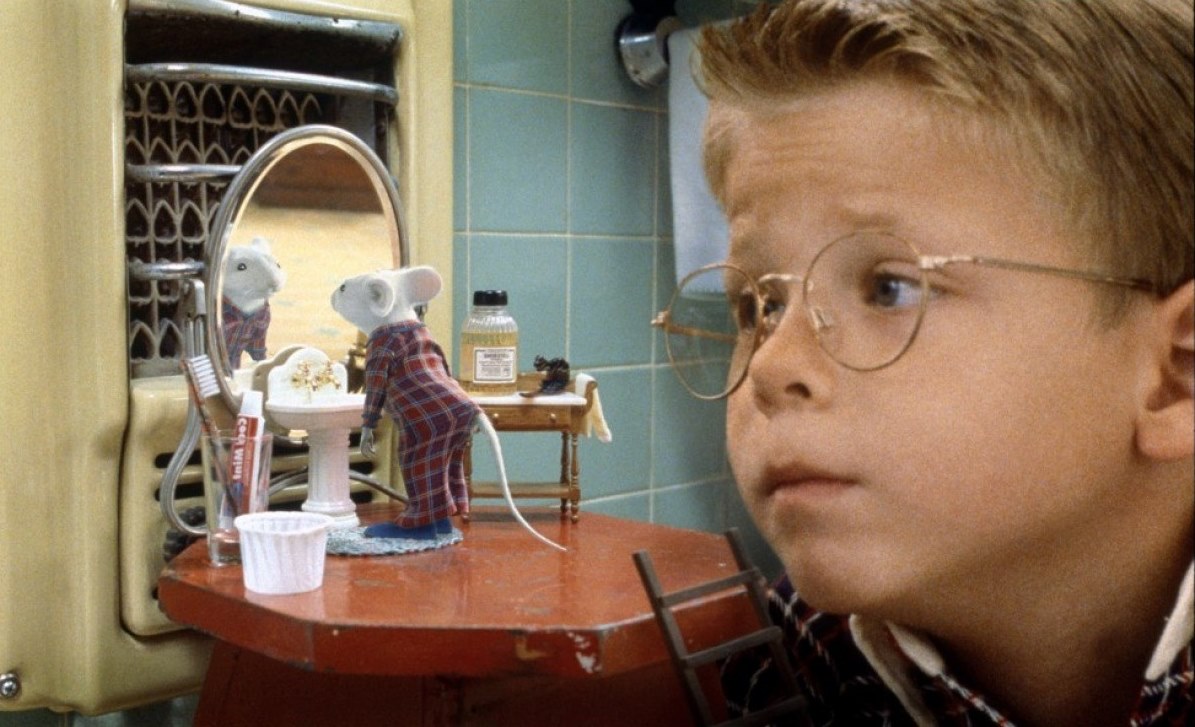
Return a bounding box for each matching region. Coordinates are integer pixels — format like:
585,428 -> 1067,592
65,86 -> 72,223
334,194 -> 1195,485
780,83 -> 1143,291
223,236 -> 286,312
330,265 -> 443,334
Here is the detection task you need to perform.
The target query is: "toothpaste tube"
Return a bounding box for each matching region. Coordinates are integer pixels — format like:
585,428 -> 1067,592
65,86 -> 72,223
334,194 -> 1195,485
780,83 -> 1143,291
228,390 -> 266,517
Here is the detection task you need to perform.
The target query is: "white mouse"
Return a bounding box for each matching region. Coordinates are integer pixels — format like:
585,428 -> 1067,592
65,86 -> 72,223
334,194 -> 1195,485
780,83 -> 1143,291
330,266 -> 565,551
222,236 -> 286,367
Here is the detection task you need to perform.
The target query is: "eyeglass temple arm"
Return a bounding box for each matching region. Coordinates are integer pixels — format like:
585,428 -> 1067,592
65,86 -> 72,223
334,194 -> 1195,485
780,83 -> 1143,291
923,255 -> 1156,292
650,312 -> 738,343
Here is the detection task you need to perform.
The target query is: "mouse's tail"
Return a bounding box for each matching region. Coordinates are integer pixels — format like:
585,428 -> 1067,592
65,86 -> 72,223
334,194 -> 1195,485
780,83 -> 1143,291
476,414 -> 567,552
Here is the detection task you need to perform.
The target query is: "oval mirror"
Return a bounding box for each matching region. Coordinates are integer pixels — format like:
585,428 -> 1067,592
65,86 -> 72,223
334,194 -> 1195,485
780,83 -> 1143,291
205,125 -> 407,429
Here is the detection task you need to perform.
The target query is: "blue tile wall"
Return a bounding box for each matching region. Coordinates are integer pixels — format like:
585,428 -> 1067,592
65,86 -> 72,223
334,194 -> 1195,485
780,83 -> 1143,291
455,0 -> 773,565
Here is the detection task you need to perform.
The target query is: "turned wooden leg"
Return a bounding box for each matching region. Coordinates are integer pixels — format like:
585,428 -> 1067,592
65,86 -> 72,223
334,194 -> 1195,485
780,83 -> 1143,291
569,432 -> 580,523
559,432 -> 569,517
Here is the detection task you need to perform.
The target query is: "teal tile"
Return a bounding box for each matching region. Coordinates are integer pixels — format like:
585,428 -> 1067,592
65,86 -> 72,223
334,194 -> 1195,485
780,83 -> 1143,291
569,103 -> 657,236
453,85 -> 468,232
586,492 -> 651,522
654,239 -> 677,366
571,0 -> 661,107
446,0 -> 760,558
652,366 -> 729,486
657,114 -> 673,237
569,239 -> 655,368
466,0 -> 569,94
567,368 -> 652,498
453,0 -> 467,83
469,428 -> 567,485
469,234 -> 567,370
654,480 -> 729,532
469,89 -> 567,233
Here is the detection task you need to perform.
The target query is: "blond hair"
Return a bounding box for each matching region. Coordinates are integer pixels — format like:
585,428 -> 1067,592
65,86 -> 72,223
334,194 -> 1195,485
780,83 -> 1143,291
699,0 -> 1194,309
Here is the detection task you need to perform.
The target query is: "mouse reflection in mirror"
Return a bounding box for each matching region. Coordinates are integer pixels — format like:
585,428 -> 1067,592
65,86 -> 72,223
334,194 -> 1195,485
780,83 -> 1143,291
222,236 -> 287,368
330,266 -> 566,551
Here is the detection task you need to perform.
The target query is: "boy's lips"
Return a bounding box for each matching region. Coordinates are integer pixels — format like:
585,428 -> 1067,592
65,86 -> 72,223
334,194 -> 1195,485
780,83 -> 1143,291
760,463 -> 857,497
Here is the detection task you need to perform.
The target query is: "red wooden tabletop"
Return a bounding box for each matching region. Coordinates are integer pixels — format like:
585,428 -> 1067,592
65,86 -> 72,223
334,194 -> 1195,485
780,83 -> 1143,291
158,504 -> 754,681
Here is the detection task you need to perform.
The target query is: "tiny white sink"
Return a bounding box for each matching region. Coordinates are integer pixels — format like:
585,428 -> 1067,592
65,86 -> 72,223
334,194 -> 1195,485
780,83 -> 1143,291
264,346 -> 365,529
266,394 -> 365,432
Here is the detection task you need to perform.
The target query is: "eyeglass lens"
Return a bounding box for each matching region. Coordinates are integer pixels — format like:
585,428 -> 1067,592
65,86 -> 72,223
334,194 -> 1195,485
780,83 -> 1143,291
664,265 -> 755,399
665,233 -> 929,398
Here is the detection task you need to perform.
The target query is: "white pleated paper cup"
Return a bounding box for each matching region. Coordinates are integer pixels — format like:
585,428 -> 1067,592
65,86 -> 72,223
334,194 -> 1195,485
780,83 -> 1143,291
234,512 -> 334,595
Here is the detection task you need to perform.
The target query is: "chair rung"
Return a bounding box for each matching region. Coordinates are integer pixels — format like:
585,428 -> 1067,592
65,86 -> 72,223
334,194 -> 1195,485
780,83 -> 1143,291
658,570 -> 759,608
682,626 -> 782,669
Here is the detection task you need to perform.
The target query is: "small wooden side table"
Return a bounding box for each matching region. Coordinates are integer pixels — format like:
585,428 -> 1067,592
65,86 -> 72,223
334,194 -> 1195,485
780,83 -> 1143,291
156,505 -> 751,726
463,374 -> 598,522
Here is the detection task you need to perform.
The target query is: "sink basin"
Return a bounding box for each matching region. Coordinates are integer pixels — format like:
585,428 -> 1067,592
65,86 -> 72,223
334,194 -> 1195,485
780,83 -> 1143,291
267,393 -> 365,432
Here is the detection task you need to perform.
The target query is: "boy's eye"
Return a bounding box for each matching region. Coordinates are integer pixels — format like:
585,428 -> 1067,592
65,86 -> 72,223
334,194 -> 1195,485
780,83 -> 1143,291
760,291 -> 786,326
864,271 -> 923,310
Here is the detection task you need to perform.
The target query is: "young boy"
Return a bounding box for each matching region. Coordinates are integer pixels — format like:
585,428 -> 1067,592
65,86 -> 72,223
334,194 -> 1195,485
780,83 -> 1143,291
683,1 -> 1192,723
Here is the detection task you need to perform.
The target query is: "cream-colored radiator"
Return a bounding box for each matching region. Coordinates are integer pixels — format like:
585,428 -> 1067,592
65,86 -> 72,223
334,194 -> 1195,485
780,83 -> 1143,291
0,0 -> 451,713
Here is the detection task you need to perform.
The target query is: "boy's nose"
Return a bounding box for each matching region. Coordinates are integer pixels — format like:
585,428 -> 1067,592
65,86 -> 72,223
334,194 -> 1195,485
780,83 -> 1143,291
742,304 -> 832,408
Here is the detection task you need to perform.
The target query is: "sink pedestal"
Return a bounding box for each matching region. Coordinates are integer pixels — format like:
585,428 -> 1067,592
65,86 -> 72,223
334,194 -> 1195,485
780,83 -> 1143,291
266,395 -> 366,531
301,425 -> 360,528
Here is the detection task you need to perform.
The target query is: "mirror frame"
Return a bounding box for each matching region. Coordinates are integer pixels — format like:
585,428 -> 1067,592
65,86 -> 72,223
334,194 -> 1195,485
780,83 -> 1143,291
205,124 -> 408,416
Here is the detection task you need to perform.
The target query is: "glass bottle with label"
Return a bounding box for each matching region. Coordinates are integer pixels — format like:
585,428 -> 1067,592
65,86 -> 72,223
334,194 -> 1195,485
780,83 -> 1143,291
459,290 -> 518,395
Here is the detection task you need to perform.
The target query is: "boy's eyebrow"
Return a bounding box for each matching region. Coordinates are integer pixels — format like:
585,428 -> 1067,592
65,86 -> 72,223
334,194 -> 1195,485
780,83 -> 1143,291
831,203 -> 904,233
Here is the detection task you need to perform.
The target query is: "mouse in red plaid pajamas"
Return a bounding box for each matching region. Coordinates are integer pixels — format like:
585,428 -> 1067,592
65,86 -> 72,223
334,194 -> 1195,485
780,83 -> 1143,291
222,236 -> 286,368
331,265 -> 564,550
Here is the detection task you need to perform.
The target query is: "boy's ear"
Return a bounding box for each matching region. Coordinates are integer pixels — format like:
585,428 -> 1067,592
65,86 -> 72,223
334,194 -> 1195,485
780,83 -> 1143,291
1136,280 -> 1194,461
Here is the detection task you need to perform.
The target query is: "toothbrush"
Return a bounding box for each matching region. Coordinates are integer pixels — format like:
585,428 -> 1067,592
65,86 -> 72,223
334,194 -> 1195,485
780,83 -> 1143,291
180,355 -> 221,436
180,355 -> 240,517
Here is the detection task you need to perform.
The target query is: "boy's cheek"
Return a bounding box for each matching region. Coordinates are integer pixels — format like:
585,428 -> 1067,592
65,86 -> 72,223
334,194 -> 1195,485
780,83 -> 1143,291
725,401 -> 758,482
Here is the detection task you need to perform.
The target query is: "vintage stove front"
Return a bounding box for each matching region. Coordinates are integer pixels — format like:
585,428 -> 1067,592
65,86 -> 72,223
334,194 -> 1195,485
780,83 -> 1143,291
0,0 -> 451,714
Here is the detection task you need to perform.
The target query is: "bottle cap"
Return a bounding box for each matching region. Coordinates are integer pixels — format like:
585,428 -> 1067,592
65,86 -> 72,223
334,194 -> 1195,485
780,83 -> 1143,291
240,389 -> 263,417
473,290 -> 508,306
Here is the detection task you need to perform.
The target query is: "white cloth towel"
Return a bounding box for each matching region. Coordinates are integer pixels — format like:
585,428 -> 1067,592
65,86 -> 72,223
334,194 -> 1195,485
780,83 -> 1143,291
574,373 -> 612,443
668,27 -> 730,289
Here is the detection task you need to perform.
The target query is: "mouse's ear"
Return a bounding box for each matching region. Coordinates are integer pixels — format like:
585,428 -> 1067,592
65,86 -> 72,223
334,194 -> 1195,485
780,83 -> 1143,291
366,273 -> 397,317
401,266 -> 443,305
249,236 -> 272,255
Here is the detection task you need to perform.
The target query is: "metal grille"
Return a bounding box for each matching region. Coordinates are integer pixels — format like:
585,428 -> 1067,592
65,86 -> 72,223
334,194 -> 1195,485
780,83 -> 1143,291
124,82 -> 332,376
123,0 -> 400,378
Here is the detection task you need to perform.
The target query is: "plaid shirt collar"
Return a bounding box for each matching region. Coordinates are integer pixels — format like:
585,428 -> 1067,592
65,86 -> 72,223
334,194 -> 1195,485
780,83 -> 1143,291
221,296 -> 268,322
367,320 -> 423,347
852,562 -> 1195,726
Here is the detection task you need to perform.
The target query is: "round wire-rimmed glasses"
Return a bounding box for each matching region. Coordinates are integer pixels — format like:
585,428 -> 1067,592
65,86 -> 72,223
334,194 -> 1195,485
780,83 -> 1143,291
651,231 -> 1156,400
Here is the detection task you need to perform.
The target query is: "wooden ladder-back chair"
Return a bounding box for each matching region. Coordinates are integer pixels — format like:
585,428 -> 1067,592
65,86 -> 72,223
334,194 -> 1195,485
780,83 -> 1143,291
633,529 -> 809,727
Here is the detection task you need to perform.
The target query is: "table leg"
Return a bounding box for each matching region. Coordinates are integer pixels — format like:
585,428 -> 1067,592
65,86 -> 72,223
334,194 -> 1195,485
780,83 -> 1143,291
559,432 -> 569,518
569,432 -> 580,522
